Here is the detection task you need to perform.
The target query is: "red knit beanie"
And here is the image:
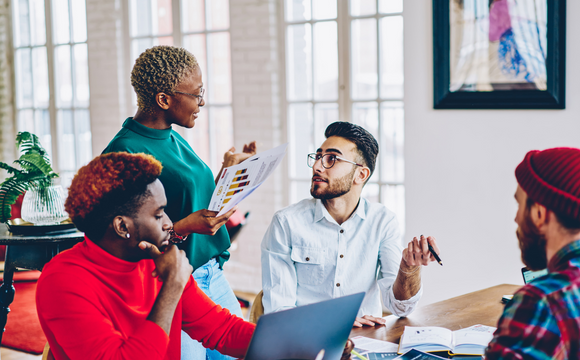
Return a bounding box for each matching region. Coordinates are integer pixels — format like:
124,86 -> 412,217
516,148 -> 580,219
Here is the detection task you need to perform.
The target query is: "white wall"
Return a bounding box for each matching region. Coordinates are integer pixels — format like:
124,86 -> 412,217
404,1 -> 580,306
222,0 -> 283,293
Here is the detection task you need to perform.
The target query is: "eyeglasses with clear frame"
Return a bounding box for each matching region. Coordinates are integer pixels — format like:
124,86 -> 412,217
307,153 -> 363,169
174,88 -> 205,105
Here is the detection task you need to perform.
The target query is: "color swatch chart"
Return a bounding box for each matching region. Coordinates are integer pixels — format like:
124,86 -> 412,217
209,143 -> 288,216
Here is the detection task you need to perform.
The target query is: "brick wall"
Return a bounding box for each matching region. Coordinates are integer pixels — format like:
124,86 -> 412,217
0,0 -> 14,170
85,0 -> 128,155
223,0 -> 284,294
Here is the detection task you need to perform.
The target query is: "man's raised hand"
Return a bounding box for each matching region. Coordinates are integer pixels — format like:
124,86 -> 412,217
402,235 -> 440,267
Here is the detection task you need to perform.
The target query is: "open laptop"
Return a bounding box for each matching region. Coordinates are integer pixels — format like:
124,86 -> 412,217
245,292 -> 365,360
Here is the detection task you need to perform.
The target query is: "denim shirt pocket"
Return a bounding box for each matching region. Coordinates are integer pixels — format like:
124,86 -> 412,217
291,246 -> 326,286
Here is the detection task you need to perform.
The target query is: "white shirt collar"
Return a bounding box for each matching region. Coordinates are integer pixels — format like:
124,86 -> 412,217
314,197 -> 367,225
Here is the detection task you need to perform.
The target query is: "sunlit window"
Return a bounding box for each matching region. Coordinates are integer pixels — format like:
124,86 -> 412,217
285,0 -> 406,232
127,0 -> 233,173
12,0 -> 92,187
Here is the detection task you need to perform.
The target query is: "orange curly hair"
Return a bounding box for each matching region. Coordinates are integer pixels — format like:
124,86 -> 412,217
65,152 -> 162,240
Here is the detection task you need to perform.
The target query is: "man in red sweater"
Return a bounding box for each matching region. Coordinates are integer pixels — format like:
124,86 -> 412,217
36,152 -> 255,360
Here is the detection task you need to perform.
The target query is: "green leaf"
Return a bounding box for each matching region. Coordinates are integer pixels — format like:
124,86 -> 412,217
0,162 -> 22,176
0,177 -> 28,223
0,132 -> 57,223
16,132 -> 51,164
15,153 -> 57,178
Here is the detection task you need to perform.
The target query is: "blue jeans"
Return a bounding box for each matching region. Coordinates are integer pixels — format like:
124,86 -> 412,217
181,259 -> 243,360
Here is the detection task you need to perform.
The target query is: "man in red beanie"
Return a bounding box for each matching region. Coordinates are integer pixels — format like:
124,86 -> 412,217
485,147 -> 580,359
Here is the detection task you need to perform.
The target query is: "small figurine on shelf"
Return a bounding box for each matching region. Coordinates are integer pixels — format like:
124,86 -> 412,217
0,132 -> 59,224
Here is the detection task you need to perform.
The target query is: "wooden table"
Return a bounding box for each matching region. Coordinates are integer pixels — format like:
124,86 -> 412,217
350,284 -> 521,345
0,223 -> 84,343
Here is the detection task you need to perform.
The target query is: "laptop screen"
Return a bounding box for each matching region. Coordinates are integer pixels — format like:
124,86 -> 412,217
521,267 -> 548,284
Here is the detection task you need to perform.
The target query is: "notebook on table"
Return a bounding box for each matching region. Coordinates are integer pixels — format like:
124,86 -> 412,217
397,324 -> 496,356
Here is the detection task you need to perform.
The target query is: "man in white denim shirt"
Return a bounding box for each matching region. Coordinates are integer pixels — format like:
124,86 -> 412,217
261,122 -> 441,327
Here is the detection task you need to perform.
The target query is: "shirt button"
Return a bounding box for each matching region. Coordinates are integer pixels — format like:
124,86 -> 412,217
306,257 -> 310,261
340,229 -> 344,233
340,254 -> 344,258
336,283 -> 340,287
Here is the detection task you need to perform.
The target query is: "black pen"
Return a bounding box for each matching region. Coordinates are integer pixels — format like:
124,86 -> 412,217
422,235 -> 443,266
429,243 -> 443,266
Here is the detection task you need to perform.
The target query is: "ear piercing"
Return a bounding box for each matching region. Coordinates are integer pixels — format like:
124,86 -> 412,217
126,233 -> 130,238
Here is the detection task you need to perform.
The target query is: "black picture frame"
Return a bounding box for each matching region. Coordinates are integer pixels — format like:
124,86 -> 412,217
433,0 -> 566,109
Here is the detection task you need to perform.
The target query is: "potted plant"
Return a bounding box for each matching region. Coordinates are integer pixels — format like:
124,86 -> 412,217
0,132 -> 58,223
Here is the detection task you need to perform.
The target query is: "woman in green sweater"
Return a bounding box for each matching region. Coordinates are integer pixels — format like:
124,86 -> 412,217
103,46 -> 256,360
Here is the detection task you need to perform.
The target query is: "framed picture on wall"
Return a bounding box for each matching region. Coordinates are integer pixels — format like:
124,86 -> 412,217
433,0 -> 566,109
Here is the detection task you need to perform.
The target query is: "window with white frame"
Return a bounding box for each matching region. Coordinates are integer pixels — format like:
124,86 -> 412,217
12,0 -> 92,187
284,0 -> 405,231
126,0 -> 233,173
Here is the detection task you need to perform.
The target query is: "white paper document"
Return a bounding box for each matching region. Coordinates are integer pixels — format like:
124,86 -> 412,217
352,336 -> 400,354
209,143 -> 288,216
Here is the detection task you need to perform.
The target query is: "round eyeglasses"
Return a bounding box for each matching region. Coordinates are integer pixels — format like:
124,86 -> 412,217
174,88 -> 205,105
307,153 -> 363,169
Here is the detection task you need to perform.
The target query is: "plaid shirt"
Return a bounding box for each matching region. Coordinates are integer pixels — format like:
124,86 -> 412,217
485,240 -> 580,360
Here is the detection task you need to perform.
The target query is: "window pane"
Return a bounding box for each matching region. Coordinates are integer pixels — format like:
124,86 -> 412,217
15,48 -> 33,108
30,0 -> 46,46
380,16 -> 404,99
58,110 -> 75,171
184,108 -> 210,164
73,44 -> 90,107
351,18 -> 377,100
313,0 -> 336,20
314,103 -> 338,146
350,0 -> 376,16
130,0 -> 152,37
382,184 -> 405,234
52,0 -> 70,44
379,0 -> 403,14
155,0 -> 173,35
13,0 -> 31,47
157,36 -> 173,46
211,106 -> 233,173
313,21 -> 338,101
131,38 -> 153,64
55,45 -> 72,108
35,110 -> 52,160
32,47 -> 49,108
286,0 -> 311,22
287,24 -> 312,101
288,103 -> 313,179
361,183 -> 379,203
71,0 -> 87,43
352,102 -> 379,181
181,0 -> 205,32
207,0 -> 229,30
183,34 -> 207,76
17,110 -> 34,133
291,180 -> 311,205
75,110 -> 92,166
381,101 -> 404,183
207,32 -> 231,104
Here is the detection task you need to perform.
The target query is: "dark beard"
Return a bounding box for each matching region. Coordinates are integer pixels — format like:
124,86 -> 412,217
311,168 -> 356,200
516,206 -> 548,271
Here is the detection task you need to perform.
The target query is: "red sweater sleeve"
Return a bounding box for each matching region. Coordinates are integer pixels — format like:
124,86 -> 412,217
181,279 -> 255,358
37,272 -> 170,360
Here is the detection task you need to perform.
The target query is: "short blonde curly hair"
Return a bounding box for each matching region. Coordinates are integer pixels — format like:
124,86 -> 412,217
131,45 -> 199,113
